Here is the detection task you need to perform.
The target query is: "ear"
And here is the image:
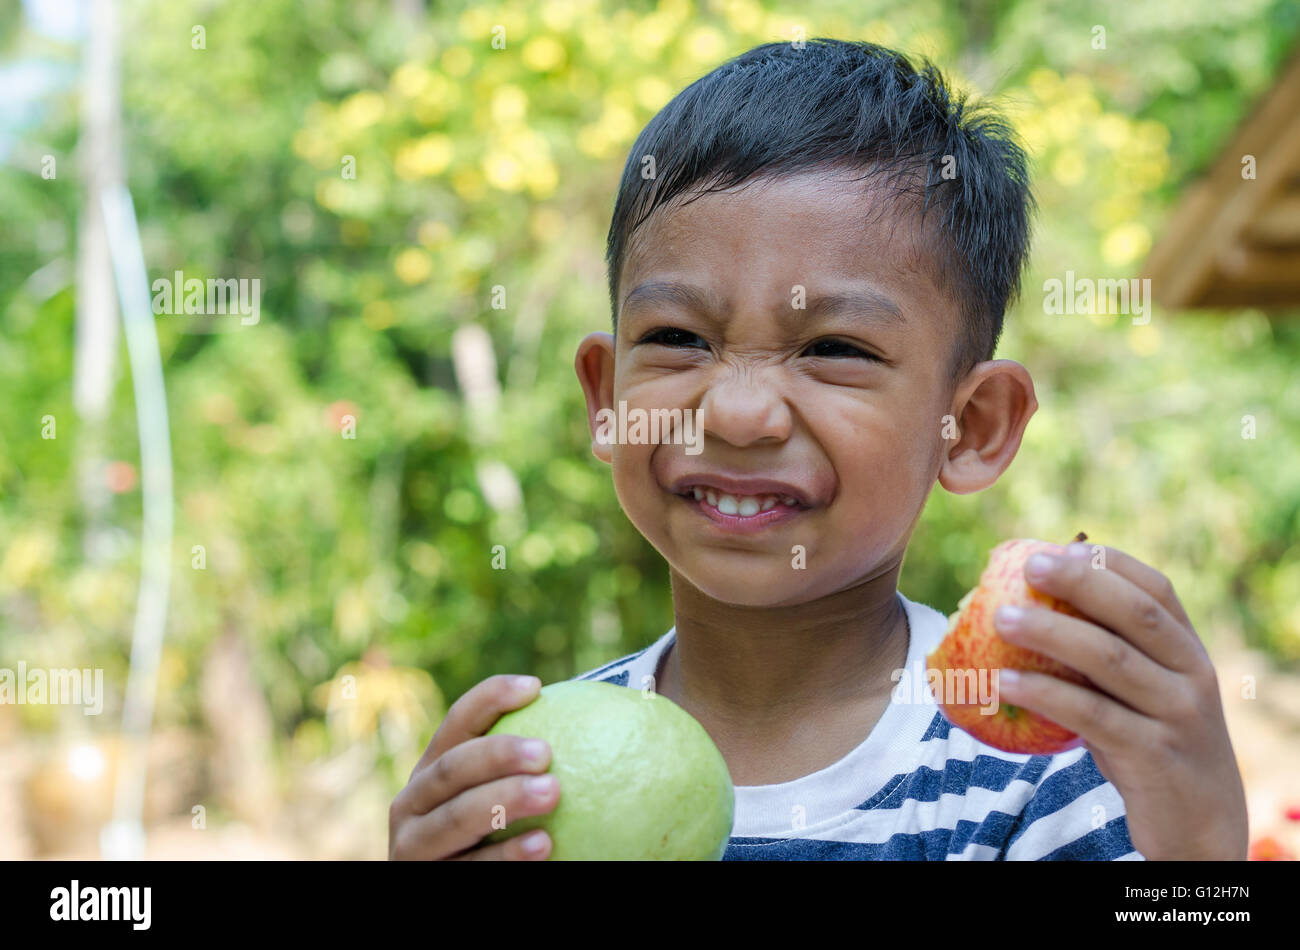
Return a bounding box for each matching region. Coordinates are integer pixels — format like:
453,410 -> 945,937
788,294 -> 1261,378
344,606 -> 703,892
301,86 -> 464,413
937,359 -> 1037,495
574,331 -> 617,464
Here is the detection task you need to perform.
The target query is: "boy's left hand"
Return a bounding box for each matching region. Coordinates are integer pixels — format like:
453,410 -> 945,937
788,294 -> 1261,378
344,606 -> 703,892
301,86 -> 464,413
992,542 -> 1249,860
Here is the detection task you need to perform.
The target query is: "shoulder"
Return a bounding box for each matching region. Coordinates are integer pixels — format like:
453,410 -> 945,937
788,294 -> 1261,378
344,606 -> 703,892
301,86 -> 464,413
568,628 -> 676,689
898,592 -> 951,655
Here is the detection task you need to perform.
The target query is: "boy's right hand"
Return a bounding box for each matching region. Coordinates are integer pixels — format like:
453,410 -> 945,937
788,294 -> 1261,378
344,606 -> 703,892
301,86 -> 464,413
389,674 -> 560,860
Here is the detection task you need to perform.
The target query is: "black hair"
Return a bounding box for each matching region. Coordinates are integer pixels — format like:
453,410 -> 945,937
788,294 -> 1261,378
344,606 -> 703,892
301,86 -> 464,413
604,38 -> 1035,376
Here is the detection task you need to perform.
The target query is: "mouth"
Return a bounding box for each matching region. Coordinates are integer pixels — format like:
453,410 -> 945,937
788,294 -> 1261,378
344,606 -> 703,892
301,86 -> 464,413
680,485 -> 801,515
668,476 -> 813,532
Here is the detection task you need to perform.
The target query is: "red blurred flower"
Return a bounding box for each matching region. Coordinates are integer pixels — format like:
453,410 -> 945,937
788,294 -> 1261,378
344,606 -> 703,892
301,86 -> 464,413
1248,836 -> 1295,861
326,400 -> 359,431
105,461 -> 137,493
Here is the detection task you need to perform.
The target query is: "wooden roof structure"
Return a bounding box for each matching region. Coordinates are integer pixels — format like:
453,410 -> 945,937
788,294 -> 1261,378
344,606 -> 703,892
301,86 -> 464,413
1143,47 -> 1300,309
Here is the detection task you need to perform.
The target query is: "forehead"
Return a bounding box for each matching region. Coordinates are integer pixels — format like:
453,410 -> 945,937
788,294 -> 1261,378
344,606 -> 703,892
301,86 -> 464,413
618,167 -> 952,321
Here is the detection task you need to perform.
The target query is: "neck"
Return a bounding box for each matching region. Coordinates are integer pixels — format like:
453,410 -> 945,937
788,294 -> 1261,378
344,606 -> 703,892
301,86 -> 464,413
659,561 -> 910,727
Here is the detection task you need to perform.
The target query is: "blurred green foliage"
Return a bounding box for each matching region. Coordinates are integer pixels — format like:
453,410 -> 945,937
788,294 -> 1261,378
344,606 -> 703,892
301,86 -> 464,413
1,0 -> 1298,794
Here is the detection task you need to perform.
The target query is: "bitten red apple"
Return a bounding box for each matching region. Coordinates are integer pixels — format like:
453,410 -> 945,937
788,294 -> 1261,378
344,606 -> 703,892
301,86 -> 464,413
927,538 -> 1094,755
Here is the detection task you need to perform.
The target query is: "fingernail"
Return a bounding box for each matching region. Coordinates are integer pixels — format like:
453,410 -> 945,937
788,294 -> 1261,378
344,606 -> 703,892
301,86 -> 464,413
522,831 -> 548,854
1066,542 -> 1091,558
525,775 -> 555,797
996,605 -> 1024,630
998,668 -> 1020,687
513,675 -> 540,692
521,739 -> 548,765
1025,554 -> 1055,580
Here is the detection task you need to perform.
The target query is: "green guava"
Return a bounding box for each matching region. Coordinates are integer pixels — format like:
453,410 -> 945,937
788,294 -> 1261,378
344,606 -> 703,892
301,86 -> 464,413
485,680 -> 734,860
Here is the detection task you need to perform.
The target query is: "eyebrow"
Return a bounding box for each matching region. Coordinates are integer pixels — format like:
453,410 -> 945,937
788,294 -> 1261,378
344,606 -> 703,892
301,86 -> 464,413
620,280 -> 904,328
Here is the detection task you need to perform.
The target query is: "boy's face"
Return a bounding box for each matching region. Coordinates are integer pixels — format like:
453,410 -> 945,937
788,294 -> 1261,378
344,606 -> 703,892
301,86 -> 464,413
578,169 -> 1020,608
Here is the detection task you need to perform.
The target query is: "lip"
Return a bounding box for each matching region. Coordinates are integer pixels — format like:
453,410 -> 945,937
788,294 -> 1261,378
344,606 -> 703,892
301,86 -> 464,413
678,492 -> 806,533
666,473 -> 815,508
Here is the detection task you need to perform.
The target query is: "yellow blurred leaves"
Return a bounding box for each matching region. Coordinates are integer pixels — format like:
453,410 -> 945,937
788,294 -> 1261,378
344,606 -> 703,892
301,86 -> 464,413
418,219 -> 451,248
338,90 -> 386,131
362,300 -> 395,330
576,124 -> 608,158
1028,67 -> 1062,102
1102,222 -> 1152,267
394,133 -> 453,179
313,657 -> 444,748
483,125 -> 557,197
1012,66 -> 1170,273
491,84 -> 528,122
451,166 -> 486,201
332,585 -> 371,644
1,530 -> 56,587
391,62 -> 431,98
291,127 -> 329,163
634,14 -> 677,59
523,160 -> 558,198
394,248 -> 433,285
458,7 -> 494,40
522,35 -> 566,72
441,46 -> 472,78
577,99 -> 637,159
315,178 -> 383,216
634,75 -> 673,111
1128,322 -> 1161,356
516,523 -> 599,570
483,150 -> 525,190
862,19 -> 899,46
684,25 -> 728,65
1096,114 -> 1129,150
1051,150 -> 1086,186
530,207 -> 565,243
414,74 -> 458,124
722,0 -> 763,34
541,0 -> 580,31
404,540 -> 444,580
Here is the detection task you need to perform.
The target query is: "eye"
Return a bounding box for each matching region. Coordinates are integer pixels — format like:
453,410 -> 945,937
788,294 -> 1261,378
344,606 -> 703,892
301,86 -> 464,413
637,327 -> 707,349
803,338 -> 879,360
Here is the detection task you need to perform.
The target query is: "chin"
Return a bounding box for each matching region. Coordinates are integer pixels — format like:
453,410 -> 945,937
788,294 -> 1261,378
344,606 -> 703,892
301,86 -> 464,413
672,560 -> 831,608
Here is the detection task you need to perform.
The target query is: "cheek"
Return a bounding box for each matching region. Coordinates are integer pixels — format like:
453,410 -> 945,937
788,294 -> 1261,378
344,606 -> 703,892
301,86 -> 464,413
609,445 -> 665,531
823,409 -> 940,508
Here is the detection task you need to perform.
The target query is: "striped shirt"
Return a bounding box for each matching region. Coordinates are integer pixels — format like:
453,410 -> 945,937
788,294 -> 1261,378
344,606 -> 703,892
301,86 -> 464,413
571,592 -> 1144,860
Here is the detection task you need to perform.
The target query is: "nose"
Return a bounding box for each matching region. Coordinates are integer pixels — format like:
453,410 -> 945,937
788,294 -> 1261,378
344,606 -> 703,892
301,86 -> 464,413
697,366 -> 793,448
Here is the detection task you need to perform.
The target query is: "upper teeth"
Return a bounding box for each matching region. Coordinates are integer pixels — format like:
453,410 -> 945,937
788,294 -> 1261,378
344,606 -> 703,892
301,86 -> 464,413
689,486 -> 799,514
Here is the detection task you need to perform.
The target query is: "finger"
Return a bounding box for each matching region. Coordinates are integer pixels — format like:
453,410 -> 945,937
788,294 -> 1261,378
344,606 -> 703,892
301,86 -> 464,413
449,830 -> 552,861
396,733 -> 552,817
412,674 -> 541,777
1022,551 -> 1198,673
391,772 -> 561,861
1064,543 -> 1193,628
997,668 -> 1155,755
995,604 -> 1180,718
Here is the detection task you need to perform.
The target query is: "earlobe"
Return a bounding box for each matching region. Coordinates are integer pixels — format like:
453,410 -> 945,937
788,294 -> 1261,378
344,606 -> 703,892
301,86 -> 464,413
937,359 -> 1037,495
574,332 -> 617,464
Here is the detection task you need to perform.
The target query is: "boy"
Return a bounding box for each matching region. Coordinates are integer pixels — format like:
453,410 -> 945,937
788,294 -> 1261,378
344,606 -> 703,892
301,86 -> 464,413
390,39 -> 1247,860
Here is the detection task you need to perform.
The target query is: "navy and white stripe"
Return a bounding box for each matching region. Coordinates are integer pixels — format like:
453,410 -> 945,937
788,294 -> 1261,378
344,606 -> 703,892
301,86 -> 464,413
569,592 -> 1143,861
